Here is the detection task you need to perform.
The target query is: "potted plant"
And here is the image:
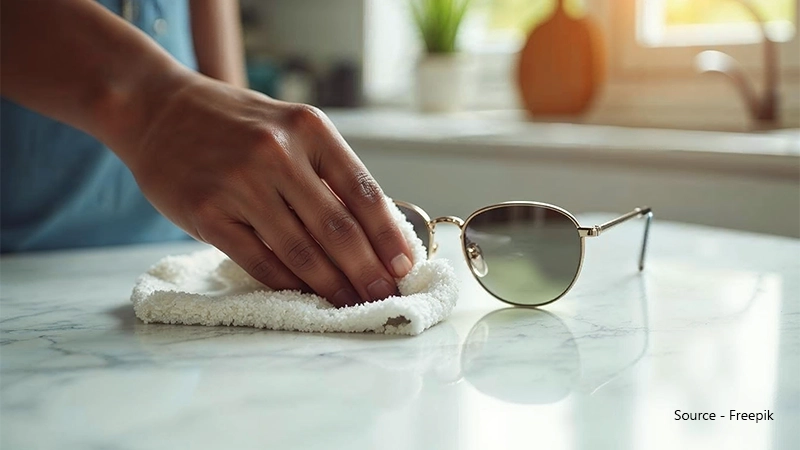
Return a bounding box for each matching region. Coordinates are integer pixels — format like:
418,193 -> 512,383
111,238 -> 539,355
411,0 -> 474,113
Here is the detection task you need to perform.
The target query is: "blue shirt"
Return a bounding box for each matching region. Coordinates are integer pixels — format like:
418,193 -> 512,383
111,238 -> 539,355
1,0 -> 197,252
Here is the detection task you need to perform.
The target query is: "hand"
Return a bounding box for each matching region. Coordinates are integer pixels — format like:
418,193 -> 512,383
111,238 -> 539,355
128,75 -> 414,307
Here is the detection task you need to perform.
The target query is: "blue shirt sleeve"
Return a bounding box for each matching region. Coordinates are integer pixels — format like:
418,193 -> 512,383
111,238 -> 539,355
1,0 -> 199,252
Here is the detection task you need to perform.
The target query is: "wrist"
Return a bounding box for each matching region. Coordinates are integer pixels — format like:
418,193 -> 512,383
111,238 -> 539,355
89,53 -> 198,167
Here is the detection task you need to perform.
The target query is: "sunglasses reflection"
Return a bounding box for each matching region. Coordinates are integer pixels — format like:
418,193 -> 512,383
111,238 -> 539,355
456,274 -> 649,404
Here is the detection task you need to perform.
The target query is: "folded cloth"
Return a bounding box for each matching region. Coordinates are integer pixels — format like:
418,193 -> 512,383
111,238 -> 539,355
130,201 -> 458,335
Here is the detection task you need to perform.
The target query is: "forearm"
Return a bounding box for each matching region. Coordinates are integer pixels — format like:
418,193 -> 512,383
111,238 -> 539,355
0,0 -> 193,163
190,0 -> 247,88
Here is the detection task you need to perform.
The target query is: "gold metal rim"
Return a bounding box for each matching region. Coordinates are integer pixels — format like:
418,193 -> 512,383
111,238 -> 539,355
393,200 -> 436,260
394,199 -> 652,308
459,202 -> 585,308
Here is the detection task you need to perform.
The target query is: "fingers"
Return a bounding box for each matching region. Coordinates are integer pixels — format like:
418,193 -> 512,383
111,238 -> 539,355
246,195 -> 365,308
276,165 -> 401,304
200,104 -> 411,307
200,221 -> 308,292
273,104 -> 413,280
317,145 -> 414,279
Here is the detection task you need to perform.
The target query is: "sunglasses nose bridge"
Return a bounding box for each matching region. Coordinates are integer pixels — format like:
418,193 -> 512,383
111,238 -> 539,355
429,216 -> 465,230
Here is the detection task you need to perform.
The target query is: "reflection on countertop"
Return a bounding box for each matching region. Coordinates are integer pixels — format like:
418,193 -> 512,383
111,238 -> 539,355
1,215 -> 798,450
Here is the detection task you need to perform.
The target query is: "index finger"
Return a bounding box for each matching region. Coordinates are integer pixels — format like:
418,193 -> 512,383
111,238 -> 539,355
317,144 -> 415,279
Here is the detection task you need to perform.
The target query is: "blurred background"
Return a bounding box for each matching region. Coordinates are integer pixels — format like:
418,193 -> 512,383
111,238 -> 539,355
237,0 -> 799,237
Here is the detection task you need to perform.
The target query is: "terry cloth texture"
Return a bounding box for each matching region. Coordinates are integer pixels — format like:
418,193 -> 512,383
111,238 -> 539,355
130,200 -> 458,335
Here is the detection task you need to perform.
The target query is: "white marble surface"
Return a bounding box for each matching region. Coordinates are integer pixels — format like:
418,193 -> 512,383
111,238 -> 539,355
1,216 -> 798,450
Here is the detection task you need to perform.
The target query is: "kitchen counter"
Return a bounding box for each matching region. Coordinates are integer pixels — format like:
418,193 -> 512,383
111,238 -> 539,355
1,216 -> 799,450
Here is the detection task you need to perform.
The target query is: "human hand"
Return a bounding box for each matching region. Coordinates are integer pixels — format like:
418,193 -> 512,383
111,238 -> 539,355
127,75 -> 413,307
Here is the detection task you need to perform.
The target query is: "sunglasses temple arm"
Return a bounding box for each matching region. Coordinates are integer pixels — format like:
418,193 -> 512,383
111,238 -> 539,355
638,210 -> 654,271
594,207 -> 654,271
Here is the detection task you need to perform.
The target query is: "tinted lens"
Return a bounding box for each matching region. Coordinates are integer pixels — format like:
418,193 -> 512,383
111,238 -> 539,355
464,205 -> 582,306
395,203 -> 431,254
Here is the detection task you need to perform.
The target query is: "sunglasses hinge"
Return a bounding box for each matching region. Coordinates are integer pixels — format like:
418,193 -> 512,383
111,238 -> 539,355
578,226 -> 601,238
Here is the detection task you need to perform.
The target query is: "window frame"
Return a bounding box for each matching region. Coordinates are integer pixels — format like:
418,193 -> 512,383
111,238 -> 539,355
596,0 -> 800,79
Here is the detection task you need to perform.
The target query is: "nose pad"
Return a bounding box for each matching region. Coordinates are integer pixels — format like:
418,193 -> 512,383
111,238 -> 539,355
466,242 -> 488,278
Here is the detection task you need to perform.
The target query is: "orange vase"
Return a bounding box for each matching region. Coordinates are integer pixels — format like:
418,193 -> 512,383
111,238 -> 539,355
517,0 -> 606,116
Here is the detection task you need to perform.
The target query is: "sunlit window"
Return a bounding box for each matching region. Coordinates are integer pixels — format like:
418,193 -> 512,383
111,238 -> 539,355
468,0 -> 585,51
485,0 -> 558,38
639,0 -> 797,46
472,0 -> 796,49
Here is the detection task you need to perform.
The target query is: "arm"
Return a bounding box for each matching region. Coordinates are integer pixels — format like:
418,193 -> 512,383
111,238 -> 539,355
190,0 -> 247,88
579,207 -> 653,271
0,0 -> 414,306
0,0 -> 189,163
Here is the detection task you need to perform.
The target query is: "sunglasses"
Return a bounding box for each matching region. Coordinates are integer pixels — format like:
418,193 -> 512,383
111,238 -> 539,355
395,201 -> 653,307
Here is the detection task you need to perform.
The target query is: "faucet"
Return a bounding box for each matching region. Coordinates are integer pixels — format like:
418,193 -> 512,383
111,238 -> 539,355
694,0 -> 778,124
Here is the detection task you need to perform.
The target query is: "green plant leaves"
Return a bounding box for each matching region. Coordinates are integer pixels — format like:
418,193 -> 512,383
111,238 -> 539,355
411,0 -> 473,53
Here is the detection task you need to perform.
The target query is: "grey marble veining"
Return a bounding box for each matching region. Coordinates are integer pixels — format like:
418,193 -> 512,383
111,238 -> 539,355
1,216 -> 798,450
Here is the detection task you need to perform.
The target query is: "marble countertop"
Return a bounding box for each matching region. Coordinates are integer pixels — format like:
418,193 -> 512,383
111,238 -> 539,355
1,216 -> 798,450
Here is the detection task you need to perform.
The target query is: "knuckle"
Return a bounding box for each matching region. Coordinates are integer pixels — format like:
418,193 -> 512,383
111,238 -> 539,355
252,126 -> 295,170
189,195 -> 223,224
283,237 -> 319,271
355,265 -> 388,290
252,126 -> 282,149
285,104 -> 327,130
320,209 -> 358,246
373,224 -> 399,247
351,171 -> 383,206
245,254 -> 278,282
192,217 -> 220,243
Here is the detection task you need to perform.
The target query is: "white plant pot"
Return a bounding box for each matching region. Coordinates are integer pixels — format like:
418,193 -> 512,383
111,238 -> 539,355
415,54 -> 475,113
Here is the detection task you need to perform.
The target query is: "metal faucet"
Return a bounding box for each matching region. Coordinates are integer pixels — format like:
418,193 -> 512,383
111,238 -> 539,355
694,0 -> 778,124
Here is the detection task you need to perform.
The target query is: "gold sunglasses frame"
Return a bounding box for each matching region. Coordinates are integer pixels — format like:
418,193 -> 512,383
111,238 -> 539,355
394,200 -> 653,308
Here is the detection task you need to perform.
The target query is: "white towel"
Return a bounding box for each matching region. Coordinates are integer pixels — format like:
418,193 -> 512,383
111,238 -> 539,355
130,201 -> 458,335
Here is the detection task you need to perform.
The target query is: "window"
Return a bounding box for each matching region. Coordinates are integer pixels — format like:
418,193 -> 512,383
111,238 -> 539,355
595,0 -> 800,130
639,0 -> 796,47
461,0 -> 799,72
364,0 -> 799,128
470,0 -> 586,46
484,0 -> 799,129
605,0 -> 800,75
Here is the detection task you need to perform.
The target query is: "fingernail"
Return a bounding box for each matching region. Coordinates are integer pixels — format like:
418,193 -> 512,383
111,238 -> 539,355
367,279 -> 396,301
390,254 -> 413,278
332,288 -> 360,307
